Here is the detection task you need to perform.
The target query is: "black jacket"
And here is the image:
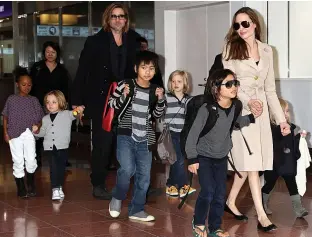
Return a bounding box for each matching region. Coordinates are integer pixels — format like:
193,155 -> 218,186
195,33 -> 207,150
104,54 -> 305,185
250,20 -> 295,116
271,123 -> 301,176
30,60 -> 70,106
208,54 -> 223,77
71,28 -> 140,118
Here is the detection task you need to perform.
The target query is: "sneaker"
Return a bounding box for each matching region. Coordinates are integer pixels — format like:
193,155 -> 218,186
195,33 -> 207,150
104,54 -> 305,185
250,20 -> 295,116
129,211 -> 155,222
166,186 -> 179,196
52,188 -> 61,201
59,187 -> 65,199
179,185 -> 196,198
109,197 -> 122,218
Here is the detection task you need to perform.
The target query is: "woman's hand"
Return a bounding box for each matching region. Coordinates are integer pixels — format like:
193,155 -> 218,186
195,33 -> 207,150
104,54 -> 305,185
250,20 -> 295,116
280,122 -> 291,136
300,130 -> 307,138
188,163 -> 199,175
248,99 -> 263,117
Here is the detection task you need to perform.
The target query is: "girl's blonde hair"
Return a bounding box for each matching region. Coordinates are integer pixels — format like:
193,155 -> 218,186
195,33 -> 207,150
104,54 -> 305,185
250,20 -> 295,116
167,70 -> 190,94
270,98 -> 290,125
44,90 -> 67,111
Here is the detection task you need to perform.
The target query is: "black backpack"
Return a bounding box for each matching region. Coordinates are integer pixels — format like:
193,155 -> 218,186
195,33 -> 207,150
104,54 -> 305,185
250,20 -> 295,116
180,94 -> 243,160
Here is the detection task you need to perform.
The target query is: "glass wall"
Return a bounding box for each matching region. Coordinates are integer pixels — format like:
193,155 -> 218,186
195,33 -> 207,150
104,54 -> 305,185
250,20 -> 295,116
15,1 -> 155,79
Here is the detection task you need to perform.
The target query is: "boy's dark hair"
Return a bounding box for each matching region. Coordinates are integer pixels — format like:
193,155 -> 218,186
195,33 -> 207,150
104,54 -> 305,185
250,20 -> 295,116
204,68 -> 236,101
137,36 -> 148,45
13,66 -> 31,82
135,50 -> 158,70
42,41 -> 61,63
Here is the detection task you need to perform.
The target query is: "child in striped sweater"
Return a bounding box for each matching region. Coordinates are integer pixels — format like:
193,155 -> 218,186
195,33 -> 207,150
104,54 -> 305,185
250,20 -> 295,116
108,51 -> 165,222
165,70 -> 196,198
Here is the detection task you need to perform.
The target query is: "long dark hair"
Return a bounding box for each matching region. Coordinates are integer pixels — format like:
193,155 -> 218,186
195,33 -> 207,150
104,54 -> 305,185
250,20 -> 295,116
225,7 -> 262,60
204,69 -> 237,101
42,41 -> 61,63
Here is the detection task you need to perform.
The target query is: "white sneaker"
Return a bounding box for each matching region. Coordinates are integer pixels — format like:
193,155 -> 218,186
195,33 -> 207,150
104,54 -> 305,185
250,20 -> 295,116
59,187 -> 65,199
52,188 -> 61,201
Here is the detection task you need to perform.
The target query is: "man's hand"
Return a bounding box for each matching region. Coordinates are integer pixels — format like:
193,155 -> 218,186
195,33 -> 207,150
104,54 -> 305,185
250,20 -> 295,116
188,163 -> 199,175
155,87 -> 164,100
280,122 -> 291,136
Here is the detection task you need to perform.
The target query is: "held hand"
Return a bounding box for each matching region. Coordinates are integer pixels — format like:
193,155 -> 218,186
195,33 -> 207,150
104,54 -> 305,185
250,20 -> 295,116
188,163 -> 199,175
300,130 -> 307,138
73,106 -> 85,116
280,122 -> 291,136
32,125 -> 39,134
248,99 -> 263,117
4,133 -> 10,144
123,84 -> 130,97
155,87 -> 164,100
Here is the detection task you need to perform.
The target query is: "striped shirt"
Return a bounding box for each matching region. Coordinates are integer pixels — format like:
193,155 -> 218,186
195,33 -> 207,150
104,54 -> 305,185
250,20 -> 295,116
132,86 -> 149,141
108,79 -> 166,150
164,93 -> 191,132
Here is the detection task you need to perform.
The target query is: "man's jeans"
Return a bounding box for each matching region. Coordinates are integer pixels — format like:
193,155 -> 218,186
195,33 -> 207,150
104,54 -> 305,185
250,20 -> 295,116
194,156 -> 227,232
112,135 -> 152,215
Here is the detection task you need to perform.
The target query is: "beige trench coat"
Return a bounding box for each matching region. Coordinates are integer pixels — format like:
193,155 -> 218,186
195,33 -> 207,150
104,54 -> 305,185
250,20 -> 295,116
222,40 -> 286,171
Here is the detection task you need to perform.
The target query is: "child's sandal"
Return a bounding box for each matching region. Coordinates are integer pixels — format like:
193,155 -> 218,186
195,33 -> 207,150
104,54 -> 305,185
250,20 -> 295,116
192,220 -> 207,237
208,229 -> 230,237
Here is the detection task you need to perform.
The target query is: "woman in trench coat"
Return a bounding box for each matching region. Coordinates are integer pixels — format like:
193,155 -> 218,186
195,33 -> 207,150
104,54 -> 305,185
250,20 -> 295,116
222,7 -> 290,232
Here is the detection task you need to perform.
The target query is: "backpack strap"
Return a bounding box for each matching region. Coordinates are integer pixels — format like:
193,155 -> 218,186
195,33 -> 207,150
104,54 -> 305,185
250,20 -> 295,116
198,103 -> 219,139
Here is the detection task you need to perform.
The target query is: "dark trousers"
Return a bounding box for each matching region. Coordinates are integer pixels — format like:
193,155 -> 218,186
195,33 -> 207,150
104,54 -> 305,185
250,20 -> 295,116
90,116 -> 115,187
194,156 -> 227,232
47,147 -> 68,189
262,169 -> 298,196
166,131 -> 187,189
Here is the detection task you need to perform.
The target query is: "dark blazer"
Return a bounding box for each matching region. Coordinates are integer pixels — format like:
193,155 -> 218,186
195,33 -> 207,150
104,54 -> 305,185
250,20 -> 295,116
208,54 -> 223,77
271,123 -> 301,176
71,28 -> 140,118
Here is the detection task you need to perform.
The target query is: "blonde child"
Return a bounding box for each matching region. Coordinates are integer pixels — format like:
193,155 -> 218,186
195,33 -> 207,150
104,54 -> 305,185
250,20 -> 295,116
2,66 -> 44,198
165,70 -> 196,198
32,90 -> 84,201
262,98 -> 308,218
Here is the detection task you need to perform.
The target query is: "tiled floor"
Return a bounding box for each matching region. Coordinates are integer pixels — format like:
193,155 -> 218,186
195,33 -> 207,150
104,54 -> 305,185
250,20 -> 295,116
0,138 -> 312,237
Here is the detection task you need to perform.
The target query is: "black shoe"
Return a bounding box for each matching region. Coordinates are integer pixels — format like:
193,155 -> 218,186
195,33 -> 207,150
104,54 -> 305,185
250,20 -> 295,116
15,178 -> 28,198
257,222 -> 277,232
66,161 -> 72,167
147,187 -> 162,197
224,204 -> 248,221
92,185 -> 112,200
26,173 -> 36,197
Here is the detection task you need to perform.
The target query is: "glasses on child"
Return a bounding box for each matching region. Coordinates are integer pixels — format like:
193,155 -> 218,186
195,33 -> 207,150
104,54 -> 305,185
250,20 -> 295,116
220,80 -> 240,88
233,21 -> 252,31
111,14 -> 126,20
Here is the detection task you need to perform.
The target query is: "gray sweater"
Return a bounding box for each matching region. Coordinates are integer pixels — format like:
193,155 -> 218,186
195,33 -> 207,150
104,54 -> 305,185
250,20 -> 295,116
185,103 -> 253,164
35,110 -> 76,150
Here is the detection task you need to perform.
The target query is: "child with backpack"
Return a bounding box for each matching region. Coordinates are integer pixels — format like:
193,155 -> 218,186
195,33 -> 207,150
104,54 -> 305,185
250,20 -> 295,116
108,51 -> 165,222
261,98 -> 308,218
164,70 -> 196,198
185,69 -> 258,237
2,66 -> 44,198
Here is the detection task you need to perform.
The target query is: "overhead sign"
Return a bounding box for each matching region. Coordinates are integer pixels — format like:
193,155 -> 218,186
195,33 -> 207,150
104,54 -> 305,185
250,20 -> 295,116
0,1 -> 12,18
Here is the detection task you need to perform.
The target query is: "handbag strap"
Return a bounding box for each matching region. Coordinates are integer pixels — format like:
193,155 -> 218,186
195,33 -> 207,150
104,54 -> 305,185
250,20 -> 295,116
103,82 -> 116,116
165,96 -> 187,126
